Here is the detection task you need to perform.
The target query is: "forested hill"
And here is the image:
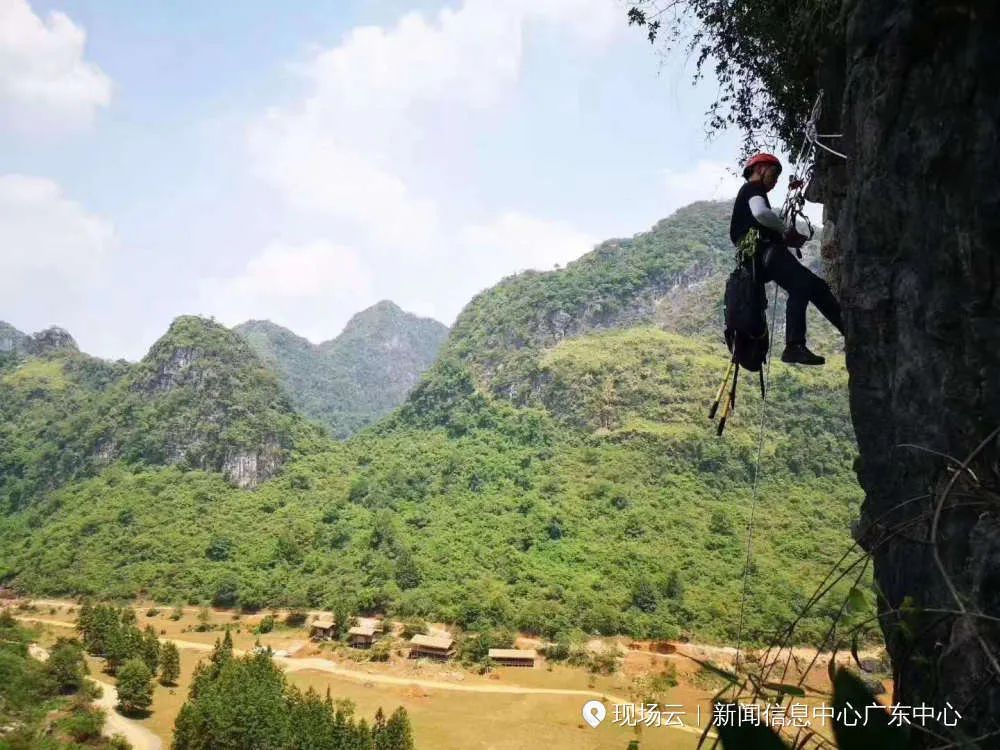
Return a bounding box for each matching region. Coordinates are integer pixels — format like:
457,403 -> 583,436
234,301 -> 448,439
443,201 -> 735,402
0,315 -> 321,509
0,201 -> 861,646
406,200 -> 841,421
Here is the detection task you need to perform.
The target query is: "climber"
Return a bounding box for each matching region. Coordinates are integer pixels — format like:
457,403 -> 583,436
729,152 -> 845,365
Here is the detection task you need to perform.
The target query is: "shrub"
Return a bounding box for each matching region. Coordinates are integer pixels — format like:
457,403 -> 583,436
369,640 -> 392,662
590,649 -> 620,675
61,706 -> 105,742
400,619 -> 427,639
541,640 -> 571,661
255,615 -> 275,634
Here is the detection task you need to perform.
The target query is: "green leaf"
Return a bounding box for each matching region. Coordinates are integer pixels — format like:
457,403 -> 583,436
689,655 -> 740,683
845,586 -> 867,614
762,681 -> 806,698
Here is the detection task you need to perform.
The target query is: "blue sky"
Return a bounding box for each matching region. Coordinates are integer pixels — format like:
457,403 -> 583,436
1,0 -> 790,361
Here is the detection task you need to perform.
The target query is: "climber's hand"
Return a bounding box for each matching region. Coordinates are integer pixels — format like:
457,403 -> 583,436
784,227 -> 808,251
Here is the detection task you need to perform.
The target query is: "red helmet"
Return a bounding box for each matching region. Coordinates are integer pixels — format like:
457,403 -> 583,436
742,153 -> 782,179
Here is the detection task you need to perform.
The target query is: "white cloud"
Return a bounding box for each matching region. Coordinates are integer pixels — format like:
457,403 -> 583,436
460,210 -> 595,280
248,114 -> 438,249
661,157 -> 825,225
661,160 -> 743,214
197,240 -> 375,341
0,174 -> 122,355
0,174 -> 116,286
248,0 -> 620,250
0,0 -> 112,132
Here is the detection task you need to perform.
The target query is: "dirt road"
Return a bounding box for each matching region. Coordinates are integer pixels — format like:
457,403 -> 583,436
24,635 -> 161,750
91,679 -> 164,750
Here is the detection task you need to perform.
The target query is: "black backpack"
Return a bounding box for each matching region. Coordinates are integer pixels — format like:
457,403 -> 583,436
724,262 -> 769,372
709,257 -> 771,435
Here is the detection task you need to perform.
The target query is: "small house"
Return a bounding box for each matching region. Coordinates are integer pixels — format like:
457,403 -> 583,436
348,623 -> 377,649
408,633 -> 454,660
309,615 -> 336,640
355,616 -> 384,634
488,648 -> 537,668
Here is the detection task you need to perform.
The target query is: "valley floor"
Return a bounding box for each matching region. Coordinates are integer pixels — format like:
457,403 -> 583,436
11,598 -> 884,750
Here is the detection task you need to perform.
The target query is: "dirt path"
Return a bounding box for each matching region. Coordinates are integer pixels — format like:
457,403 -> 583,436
14,615 -> 75,629
167,637 -> 631,699
24,637 -> 161,750
92,679 -> 164,750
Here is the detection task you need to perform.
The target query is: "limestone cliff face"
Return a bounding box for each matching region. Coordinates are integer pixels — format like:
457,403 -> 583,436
817,1 -> 999,742
0,323 -> 78,357
124,316 -> 300,489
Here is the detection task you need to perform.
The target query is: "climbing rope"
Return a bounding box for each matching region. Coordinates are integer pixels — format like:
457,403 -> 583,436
801,90 -> 848,162
733,284 -> 778,673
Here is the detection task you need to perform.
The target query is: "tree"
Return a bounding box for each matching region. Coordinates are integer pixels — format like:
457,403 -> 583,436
210,629 -> 234,669
173,650 -> 404,750
205,535 -> 233,561
598,375 -> 618,430
140,625 -> 160,673
116,657 -> 153,714
76,601 -> 93,634
632,578 -> 659,613
159,641 -> 180,686
196,605 -> 211,629
378,707 -> 415,750
173,652 -> 293,750
625,1 -> 831,156
394,547 -> 422,590
46,638 -> 87,693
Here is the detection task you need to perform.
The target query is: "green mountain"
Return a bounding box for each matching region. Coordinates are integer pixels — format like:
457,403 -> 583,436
443,200 -> 839,405
0,202 -> 861,646
234,301 -> 449,439
0,316 -> 322,511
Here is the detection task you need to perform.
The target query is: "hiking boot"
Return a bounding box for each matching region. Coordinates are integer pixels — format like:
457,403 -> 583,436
781,344 -> 825,366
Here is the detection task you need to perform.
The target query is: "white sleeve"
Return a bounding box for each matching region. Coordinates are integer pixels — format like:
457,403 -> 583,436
748,195 -> 786,232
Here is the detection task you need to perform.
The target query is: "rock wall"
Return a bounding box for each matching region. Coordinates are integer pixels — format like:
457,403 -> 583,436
819,1 -> 1000,743
0,324 -> 78,356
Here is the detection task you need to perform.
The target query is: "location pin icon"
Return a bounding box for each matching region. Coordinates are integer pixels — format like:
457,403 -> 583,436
582,700 -> 606,728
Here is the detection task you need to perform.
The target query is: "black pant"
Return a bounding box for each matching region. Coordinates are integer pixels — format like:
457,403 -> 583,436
760,245 -> 844,345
